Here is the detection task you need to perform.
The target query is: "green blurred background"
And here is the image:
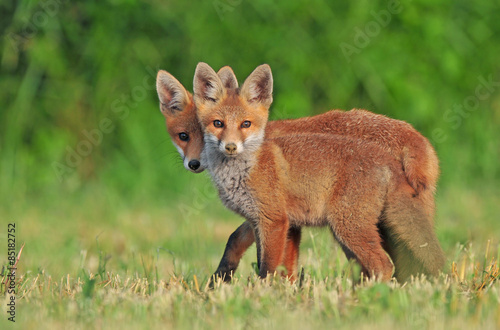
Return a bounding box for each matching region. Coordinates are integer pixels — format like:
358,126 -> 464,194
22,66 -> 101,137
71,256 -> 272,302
1,0 -> 499,278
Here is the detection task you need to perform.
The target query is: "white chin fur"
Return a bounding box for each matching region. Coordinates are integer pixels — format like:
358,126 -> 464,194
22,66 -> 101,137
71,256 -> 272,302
242,131 -> 265,152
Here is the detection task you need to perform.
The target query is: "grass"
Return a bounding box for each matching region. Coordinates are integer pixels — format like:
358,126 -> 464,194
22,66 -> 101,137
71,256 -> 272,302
1,182 -> 500,329
1,244 -> 499,329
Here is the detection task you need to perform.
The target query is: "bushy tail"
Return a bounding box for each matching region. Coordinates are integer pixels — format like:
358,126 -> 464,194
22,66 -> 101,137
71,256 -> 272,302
380,185 -> 445,282
402,137 -> 440,196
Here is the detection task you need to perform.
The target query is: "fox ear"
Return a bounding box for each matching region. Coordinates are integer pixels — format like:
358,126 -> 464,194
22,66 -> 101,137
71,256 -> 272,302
193,62 -> 225,108
240,64 -> 273,109
156,70 -> 190,115
217,66 -> 238,89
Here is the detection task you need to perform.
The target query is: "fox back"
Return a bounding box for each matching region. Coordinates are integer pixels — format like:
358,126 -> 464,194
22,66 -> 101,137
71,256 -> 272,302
267,110 -> 439,196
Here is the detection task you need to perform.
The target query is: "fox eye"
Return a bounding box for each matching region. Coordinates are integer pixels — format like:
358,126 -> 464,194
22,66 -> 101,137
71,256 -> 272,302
178,132 -> 189,141
213,120 -> 224,128
241,121 -> 251,128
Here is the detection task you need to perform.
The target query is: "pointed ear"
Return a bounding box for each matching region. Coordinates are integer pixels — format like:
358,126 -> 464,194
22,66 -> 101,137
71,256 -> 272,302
193,62 -> 225,108
156,70 -> 190,115
217,66 -> 238,89
240,64 -> 273,109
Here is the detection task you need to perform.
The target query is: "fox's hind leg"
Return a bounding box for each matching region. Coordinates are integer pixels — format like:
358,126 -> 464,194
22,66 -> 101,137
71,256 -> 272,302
329,213 -> 394,281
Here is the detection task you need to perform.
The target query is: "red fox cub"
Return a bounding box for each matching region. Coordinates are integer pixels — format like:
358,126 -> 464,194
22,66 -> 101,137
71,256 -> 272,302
192,62 -> 445,282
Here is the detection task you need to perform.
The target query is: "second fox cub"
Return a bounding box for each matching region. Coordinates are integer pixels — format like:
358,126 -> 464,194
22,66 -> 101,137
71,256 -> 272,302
193,62 -> 445,281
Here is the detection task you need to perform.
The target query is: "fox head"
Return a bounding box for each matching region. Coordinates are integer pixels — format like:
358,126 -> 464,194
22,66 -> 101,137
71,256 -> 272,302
156,70 -> 206,173
193,62 -> 273,158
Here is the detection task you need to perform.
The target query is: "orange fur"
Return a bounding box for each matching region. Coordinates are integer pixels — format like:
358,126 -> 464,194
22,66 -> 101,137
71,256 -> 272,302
193,63 -> 445,282
155,66 -> 443,283
267,110 -> 439,196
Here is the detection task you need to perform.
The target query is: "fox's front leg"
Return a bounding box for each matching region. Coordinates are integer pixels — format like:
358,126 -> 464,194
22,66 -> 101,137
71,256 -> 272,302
212,221 -> 300,283
281,226 -> 302,281
255,215 -> 289,278
212,221 -> 255,282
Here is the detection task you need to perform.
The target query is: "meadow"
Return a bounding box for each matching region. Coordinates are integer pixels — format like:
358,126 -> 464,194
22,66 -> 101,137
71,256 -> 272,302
1,0 -> 500,329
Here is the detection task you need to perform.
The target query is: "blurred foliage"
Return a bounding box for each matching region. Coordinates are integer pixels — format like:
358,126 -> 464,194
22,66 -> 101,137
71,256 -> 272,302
0,0 -> 499,211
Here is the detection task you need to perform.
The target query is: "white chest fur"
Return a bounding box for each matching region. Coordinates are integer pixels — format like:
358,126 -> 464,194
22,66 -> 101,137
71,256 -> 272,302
203,144 -> 259,220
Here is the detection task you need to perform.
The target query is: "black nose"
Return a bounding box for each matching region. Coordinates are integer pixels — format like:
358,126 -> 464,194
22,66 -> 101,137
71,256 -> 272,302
188,160 -> 200,170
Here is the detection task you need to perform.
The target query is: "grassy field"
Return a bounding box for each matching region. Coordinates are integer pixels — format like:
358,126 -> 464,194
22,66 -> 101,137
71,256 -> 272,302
5,255 -> 500,329
1,181 -> 499,329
